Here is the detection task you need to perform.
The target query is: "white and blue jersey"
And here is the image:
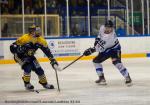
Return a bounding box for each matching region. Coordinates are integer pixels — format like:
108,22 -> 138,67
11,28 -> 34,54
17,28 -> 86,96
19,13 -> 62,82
95,25 -> 120,53
93,25 -> 131,82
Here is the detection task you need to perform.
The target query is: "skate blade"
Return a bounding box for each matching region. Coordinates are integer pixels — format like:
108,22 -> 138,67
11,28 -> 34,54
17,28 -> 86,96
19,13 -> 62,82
126,82 -> 133,87
97,82 -> 107,85
26,89 -> 39,93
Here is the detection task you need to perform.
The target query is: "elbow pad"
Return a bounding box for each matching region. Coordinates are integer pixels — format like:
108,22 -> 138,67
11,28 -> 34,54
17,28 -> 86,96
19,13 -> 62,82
10,43 -> 18,54
10,43 -> 26,54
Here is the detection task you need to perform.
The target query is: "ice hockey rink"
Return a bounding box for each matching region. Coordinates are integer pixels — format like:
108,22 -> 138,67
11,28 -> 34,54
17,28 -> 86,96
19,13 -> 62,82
0,58 -> 150,105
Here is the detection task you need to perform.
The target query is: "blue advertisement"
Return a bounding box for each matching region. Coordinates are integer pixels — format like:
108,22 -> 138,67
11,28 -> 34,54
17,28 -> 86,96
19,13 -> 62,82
48,39 -> 81,57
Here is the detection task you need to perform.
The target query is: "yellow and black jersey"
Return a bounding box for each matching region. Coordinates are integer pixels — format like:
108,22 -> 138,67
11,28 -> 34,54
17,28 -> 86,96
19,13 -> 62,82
10,34 -> 54,60
16,34 -> 48,47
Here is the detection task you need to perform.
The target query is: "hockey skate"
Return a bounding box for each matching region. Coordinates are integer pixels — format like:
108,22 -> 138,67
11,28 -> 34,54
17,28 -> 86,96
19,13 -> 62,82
125,74 -> 132,86
95,73 -> 107,85
22,77 -> 34,90
24,83 -> 34,90
39,81 -> 54,89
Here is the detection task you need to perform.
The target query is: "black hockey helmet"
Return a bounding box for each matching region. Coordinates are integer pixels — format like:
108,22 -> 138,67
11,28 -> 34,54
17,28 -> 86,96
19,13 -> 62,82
28,25 -> 36,34
105,20 -> 113,27
35,26 -> 42,37
28,25 -> 41,37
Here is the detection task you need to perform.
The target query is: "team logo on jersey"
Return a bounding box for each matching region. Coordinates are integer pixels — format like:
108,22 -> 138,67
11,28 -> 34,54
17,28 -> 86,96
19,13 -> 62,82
27,49 -> 35,56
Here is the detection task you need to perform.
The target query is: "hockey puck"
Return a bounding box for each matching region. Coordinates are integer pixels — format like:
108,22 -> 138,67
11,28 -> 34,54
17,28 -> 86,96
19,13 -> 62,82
35,90 -> 39,93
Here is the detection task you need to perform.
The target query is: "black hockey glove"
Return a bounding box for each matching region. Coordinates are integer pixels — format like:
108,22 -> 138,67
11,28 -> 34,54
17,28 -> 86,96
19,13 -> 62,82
83,47 -> 96,56
50,59 -> 58,69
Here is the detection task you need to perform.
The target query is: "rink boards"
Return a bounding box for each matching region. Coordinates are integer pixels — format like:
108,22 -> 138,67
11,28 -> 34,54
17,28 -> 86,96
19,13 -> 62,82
0,36 -> 150,64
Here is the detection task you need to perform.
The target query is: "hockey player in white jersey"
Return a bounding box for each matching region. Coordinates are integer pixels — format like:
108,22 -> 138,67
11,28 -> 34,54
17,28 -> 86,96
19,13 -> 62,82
83,20 -> 132,86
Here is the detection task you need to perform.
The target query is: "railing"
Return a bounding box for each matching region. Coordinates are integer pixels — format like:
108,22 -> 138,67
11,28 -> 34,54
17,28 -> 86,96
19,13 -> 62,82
1,14 -> 149,37
1,15 -> 60,37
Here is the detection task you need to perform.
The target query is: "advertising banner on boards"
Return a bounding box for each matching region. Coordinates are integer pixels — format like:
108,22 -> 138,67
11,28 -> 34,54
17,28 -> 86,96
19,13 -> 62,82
48,39 -> 81,57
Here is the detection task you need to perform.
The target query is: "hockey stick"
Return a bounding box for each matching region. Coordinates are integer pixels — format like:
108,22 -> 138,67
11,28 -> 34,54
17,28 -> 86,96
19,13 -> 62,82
27,89 -> 39,93
62,55 -> 84,71
54,65 -> 60,92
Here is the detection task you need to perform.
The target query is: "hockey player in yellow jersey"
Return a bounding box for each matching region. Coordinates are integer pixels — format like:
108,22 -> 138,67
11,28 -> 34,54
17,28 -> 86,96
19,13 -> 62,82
10,25 -> 59,90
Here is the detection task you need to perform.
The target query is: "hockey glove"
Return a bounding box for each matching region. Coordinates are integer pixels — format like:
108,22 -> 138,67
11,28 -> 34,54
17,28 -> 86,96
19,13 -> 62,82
83,47 -> 96,56
50,59 -> 62,71
50,59 -> 58,69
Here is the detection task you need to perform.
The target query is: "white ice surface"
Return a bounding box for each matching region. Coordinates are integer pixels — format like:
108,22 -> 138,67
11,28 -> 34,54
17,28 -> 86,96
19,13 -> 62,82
0,58 -> 150,105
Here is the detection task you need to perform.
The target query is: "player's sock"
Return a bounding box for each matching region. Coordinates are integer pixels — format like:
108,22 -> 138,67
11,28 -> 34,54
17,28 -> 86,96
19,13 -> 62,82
22,74 -> 34,90
96,68 -> 104,76
114,63 -> 129,78
94,63 -> 104,76
114,63 -> 132,85
94,63 -> 106,85
38,74 -> 54,89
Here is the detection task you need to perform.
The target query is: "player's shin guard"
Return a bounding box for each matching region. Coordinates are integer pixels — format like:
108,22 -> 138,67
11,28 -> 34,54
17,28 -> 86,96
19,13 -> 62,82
113,63 -> 132,85
94,63 -> 106,85
22,73 -> 34,90
114,63 -> 129,77
38,74 -> 54,89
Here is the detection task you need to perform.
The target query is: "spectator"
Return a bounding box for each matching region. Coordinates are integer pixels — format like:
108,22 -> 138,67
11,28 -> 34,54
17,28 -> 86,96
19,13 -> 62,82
1,4 -> 9,14
47,0 -> 58,14
71,23 -> 80,36
57,0 -> 65,7
25,6 -> 31,14
145,24 -> 148,35
116,24 -> 126,36
90,0 -> 97,7
78,0 -> 86,7
92,24 -> 99,35
2,23 -> 9,37
33,3 -> 43,14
